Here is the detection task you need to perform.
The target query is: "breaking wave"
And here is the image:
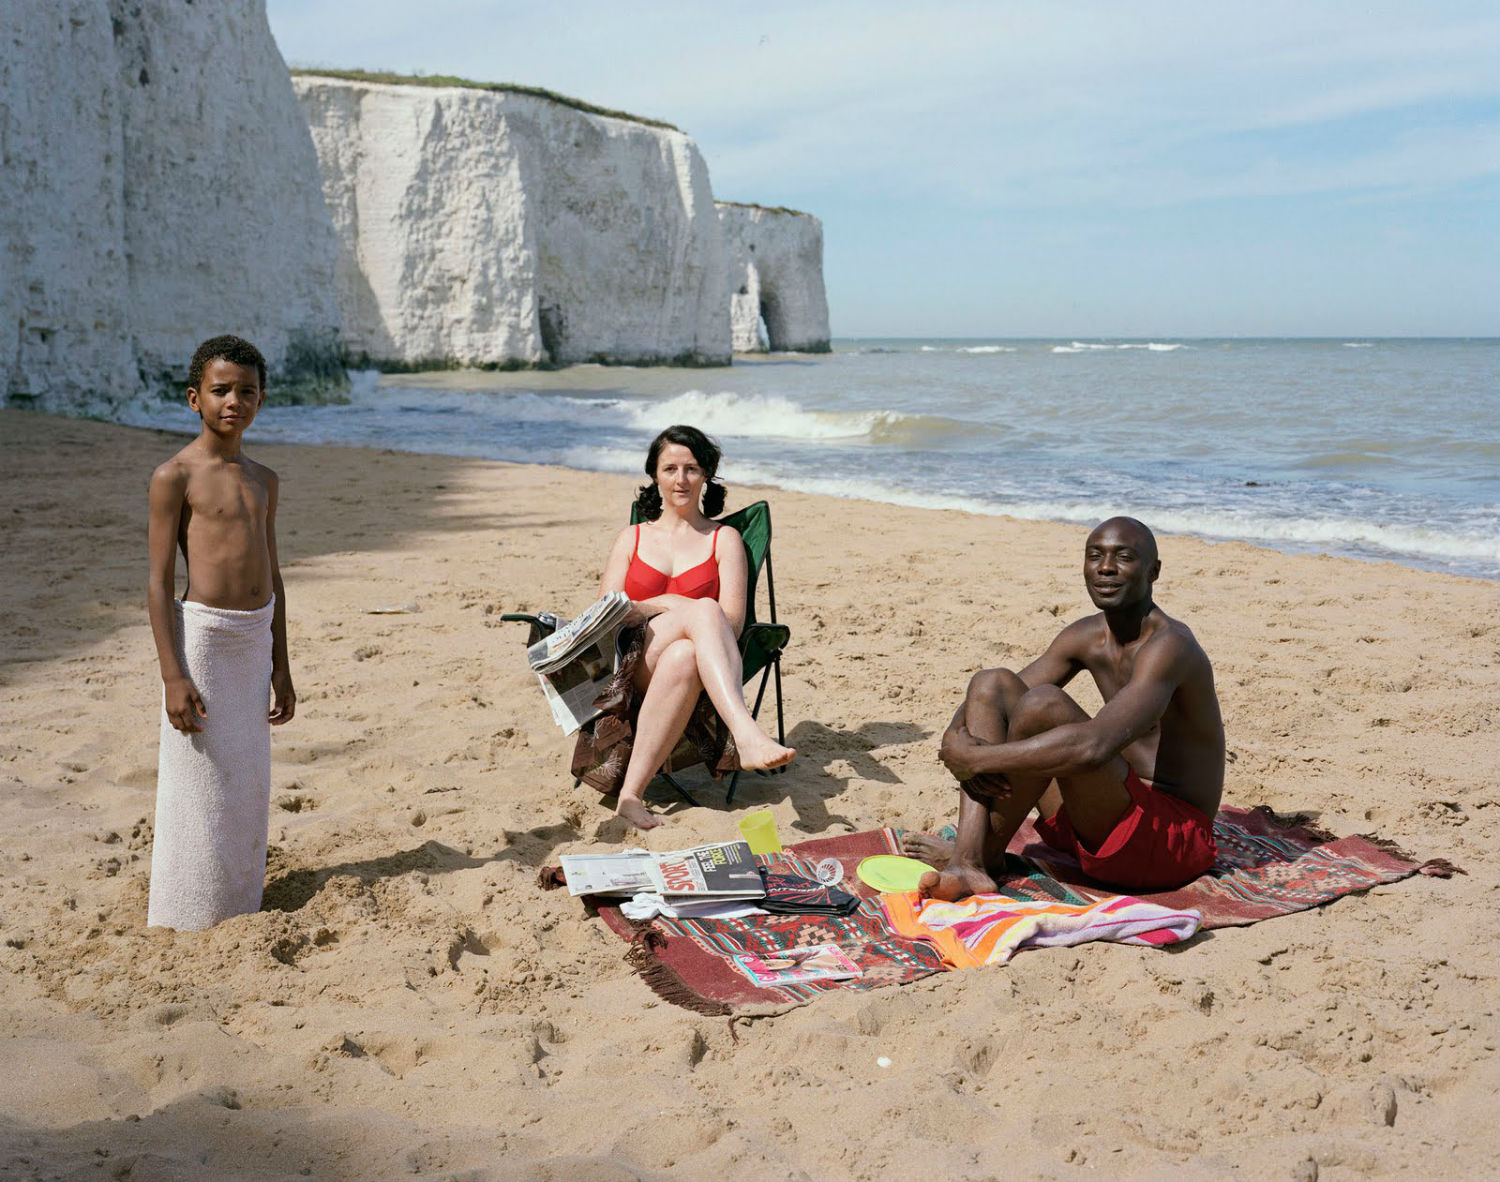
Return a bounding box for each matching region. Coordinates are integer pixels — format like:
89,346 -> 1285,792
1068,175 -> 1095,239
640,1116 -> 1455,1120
616,389 -> 985,446
1051,341 -> 1187,354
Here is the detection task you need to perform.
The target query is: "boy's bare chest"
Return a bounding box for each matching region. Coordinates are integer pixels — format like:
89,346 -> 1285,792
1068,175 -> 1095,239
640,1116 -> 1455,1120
185,467 -> 266,530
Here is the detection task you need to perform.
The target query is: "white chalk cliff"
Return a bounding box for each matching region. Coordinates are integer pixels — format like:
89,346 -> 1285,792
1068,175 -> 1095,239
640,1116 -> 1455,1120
1,0 -> 343,413
293,75 -> 732,368
717,202 -> 831,353
3,8 -> 832,413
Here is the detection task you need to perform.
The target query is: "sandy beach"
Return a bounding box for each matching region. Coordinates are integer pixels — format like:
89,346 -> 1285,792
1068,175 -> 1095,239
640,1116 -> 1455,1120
1,406 -> 1496,1181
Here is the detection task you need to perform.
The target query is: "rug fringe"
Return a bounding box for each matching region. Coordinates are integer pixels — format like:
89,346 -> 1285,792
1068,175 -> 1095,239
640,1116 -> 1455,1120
1251,808 -> 1460,877
1350,832 -> 1463,876
1251,805 -> 1338,843
624,940 -> 731,1017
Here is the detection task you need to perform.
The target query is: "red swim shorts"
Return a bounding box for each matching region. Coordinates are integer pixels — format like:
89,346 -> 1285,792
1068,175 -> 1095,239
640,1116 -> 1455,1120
1033,768 -> 1217,891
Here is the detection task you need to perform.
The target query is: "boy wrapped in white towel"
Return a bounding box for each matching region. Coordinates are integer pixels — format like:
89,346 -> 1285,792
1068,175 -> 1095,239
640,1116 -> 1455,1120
146,336 -> 296,930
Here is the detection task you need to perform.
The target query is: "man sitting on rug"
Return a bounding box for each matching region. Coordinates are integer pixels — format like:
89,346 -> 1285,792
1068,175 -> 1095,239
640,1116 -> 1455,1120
909,517 -> 1224,898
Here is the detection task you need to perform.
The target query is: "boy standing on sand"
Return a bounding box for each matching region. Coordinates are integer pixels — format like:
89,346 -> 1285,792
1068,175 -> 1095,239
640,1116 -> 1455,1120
146,335 -> 295,930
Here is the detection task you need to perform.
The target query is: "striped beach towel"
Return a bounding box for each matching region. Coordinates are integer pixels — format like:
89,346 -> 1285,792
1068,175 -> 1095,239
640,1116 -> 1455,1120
881,890 -> 1201,969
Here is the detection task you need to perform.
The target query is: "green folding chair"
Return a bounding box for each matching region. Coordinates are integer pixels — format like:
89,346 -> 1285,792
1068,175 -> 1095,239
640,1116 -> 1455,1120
505,500 -> 790,808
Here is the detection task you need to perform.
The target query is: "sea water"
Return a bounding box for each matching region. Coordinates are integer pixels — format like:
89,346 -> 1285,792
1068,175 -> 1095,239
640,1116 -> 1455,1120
124,338 -> 1500,579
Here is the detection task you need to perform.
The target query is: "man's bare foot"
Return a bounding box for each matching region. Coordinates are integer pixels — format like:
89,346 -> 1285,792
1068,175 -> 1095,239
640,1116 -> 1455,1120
916,862 -> 996,902
615,797 -> 662,830
900,831 -> 954,868
734,730 -> 797,771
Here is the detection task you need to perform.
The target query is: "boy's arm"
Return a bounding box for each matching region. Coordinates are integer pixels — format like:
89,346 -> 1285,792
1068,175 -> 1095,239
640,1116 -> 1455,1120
265,470 -> 295,725
938,620 -> 1086,788
148,463 -> 204,732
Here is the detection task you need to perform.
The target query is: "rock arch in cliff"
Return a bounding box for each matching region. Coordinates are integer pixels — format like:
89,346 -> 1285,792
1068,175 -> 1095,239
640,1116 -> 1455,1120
717,202 -> 831,354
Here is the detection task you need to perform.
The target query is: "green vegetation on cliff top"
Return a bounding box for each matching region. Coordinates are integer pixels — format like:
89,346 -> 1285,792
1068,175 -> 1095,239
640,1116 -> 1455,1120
715,199 -> 814,219
291,69 -> 679,131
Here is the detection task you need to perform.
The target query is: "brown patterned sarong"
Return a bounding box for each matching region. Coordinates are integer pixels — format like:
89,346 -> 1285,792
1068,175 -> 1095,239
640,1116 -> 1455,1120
570,626 -> 741,794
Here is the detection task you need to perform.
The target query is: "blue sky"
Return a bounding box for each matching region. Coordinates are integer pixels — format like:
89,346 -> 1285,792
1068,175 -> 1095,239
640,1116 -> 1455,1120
267,0 -> 1499,338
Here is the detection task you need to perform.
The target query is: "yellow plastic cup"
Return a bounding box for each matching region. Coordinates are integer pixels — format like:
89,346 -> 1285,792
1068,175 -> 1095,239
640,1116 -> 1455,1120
737,809 -> 783,855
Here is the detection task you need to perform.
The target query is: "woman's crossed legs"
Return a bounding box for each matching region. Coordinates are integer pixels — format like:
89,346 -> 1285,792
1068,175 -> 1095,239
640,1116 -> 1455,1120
615,598 -> 795,829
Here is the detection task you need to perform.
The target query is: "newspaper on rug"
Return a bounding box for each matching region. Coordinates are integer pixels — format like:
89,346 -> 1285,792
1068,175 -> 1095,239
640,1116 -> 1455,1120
560,840 -> 766,902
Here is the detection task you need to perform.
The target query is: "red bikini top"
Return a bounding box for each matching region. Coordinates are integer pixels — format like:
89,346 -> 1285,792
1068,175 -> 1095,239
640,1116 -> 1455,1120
623,525 -> 721,601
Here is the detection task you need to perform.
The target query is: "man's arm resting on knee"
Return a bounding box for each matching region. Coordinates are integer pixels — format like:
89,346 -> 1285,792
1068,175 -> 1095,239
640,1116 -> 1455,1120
952,636 -> 1189,779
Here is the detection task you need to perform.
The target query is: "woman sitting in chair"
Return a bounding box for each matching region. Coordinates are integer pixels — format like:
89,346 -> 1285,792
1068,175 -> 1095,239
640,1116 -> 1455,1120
597,424 -> 796,829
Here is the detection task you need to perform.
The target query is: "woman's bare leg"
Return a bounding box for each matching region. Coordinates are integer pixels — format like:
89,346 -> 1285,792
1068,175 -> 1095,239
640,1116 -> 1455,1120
615,640 -> 702,830
642,600 -> 795,771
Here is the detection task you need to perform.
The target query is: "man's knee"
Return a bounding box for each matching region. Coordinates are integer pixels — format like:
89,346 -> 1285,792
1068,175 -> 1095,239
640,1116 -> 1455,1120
1010,685 -> 1084,738
966,666 -> 1025,708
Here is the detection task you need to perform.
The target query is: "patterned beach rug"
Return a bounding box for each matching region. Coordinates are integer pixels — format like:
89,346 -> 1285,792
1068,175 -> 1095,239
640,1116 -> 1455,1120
563,808 -> 1453,1015
1001,805 -> 1458,928
593,829 -> 948,1016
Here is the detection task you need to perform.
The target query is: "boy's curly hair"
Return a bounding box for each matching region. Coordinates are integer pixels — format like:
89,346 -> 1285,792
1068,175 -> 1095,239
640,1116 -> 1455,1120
188,335 -> 267,390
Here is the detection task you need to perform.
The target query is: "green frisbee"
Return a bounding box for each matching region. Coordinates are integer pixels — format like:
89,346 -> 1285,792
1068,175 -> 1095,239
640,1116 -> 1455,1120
856,854 -> 937,893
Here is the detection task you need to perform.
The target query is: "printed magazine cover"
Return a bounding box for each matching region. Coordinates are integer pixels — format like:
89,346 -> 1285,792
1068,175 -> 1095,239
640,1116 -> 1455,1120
732,944 -> 863,986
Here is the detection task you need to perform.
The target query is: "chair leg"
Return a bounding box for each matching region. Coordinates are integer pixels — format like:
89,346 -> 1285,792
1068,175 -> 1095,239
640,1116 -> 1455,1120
772,654 -> 788,774
654,768 -> 699,808
748,664 -> 772,719
729,664 -> 778,808
724,653 -> 789,806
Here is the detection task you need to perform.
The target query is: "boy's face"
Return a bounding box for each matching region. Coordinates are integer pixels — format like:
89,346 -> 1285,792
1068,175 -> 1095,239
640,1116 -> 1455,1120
188,358 -> 264,434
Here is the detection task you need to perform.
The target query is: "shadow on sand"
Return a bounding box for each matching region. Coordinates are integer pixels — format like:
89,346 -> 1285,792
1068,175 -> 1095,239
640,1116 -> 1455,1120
0,409 -> 618,671
261,817 -> 598,914
627,718 -> 930,837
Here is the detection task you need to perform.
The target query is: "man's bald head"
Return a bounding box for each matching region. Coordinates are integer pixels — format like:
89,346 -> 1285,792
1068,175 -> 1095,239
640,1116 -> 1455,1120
1083,518 -> 1161,612
1087,517 -> 1159,565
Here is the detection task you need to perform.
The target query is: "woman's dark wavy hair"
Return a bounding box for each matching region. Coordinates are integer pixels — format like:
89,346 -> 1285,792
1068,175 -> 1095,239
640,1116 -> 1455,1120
633,424 -> 727,521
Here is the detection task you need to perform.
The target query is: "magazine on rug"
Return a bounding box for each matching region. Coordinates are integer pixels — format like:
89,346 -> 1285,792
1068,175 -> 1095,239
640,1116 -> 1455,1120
731,944 -> 863,986
560,841 -> 765,900
526,591 -> 633,735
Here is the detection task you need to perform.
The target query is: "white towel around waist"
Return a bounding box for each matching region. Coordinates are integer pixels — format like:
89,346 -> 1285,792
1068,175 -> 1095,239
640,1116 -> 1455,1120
147,597 -> 275,930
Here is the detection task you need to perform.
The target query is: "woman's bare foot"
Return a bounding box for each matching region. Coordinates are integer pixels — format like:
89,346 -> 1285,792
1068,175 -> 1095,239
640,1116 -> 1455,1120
615,796 -> 662,830
901,831 -> 954,868
917,862 -> 997,902
734,729 -> 797,771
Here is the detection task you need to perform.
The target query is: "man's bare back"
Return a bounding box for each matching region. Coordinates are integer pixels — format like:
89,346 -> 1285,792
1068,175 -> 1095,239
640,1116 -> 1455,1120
913,517 -> 1225,900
